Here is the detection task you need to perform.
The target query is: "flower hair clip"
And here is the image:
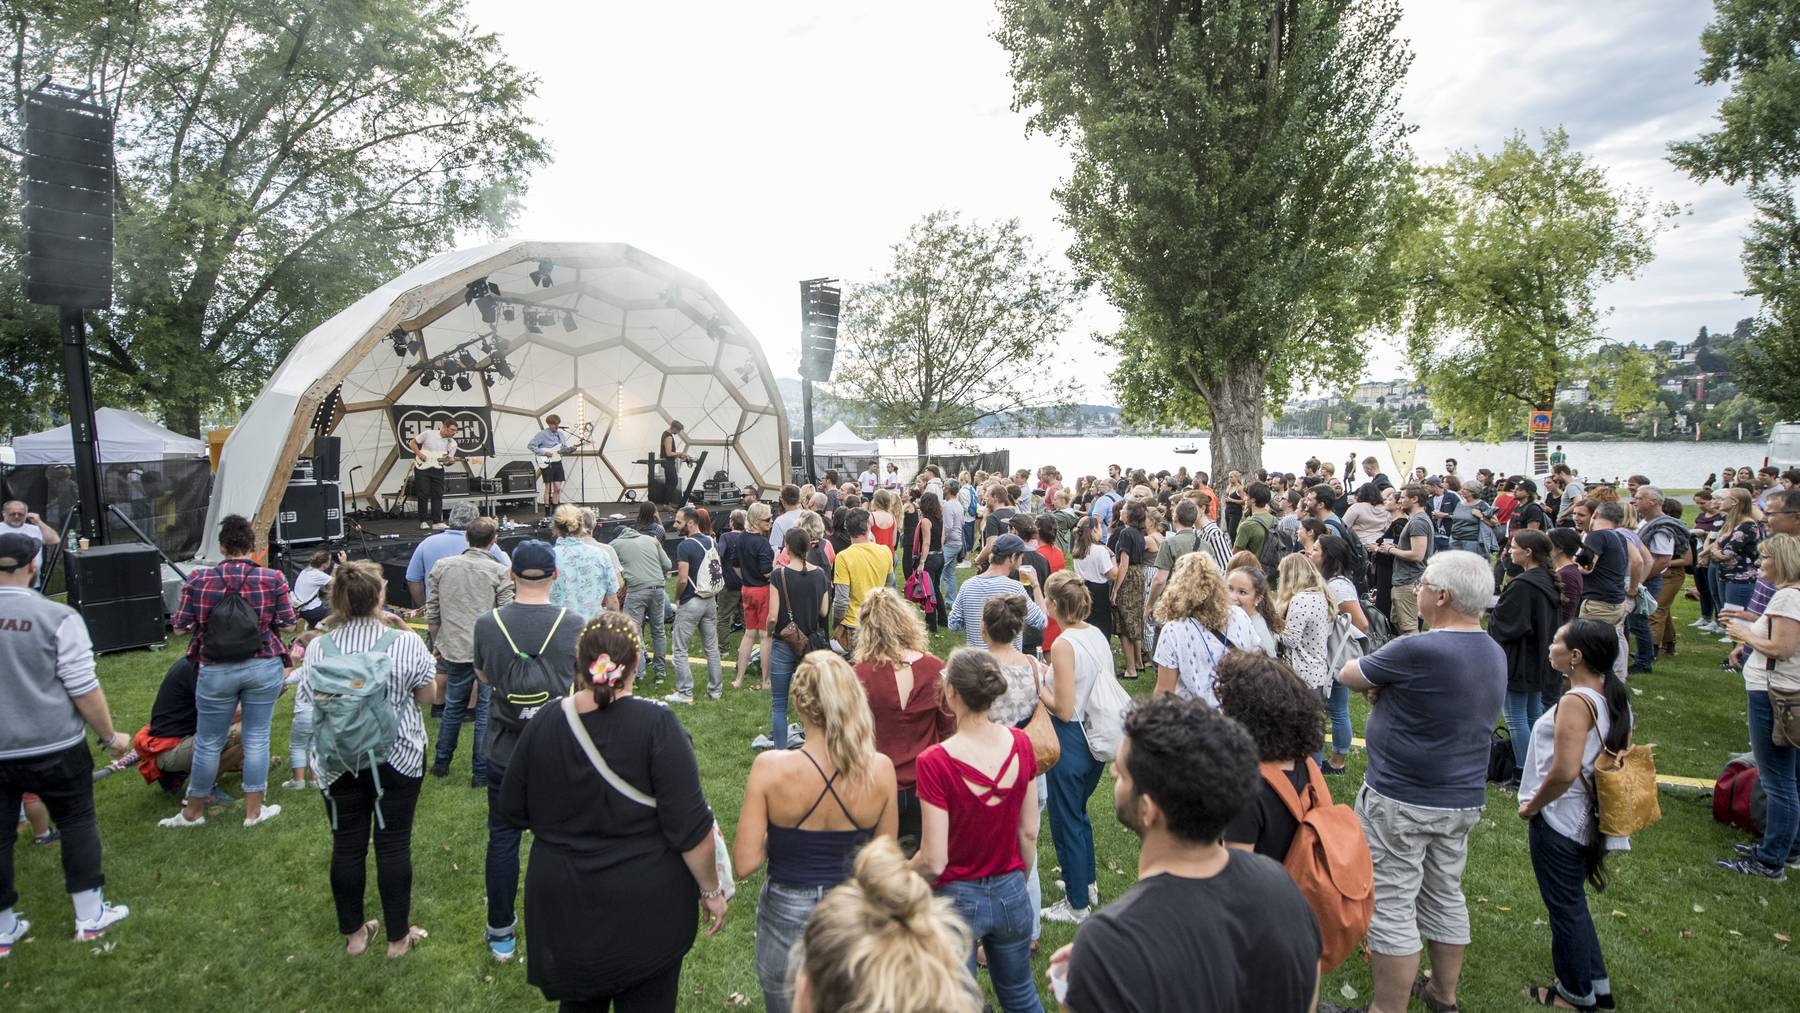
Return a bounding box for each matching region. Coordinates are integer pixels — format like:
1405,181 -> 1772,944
589,652 -> 629,686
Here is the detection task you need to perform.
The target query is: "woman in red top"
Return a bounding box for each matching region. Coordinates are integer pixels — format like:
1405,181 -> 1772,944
1035,513 -> 1066,651
911,649 -> 1041,1013
852,588 -> 953,850
869,489 -> 900,581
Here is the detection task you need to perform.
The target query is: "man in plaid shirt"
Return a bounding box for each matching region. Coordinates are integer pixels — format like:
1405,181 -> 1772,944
162,515 -> 297,830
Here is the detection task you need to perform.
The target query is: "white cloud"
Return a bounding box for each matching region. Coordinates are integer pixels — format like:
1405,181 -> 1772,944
463,0 -> 1757,403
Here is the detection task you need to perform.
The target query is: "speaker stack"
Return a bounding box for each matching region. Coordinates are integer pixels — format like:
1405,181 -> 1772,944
276,433 -> 344,546
67,543 -> 165,653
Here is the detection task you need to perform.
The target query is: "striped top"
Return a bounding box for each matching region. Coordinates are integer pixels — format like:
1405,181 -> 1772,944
296,617 -> 434,786
947,573 -> 1045,649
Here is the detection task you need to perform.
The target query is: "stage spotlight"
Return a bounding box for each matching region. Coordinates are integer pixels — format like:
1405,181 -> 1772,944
494,355 -> 516,380
421,369 -> 437,386
390,328 -> 408,356
456,373 -> 473,392
407,335 -> 424,355
478,335 -> 494,353
457,350 -> 478,370
502,306 -> 515,322
439,375 -> 455,392
561,310 -> 578,332
529,260 -> 554,288
524,310 -> 542,334
483,369 -> 498,386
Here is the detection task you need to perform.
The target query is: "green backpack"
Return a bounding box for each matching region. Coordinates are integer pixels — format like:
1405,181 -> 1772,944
309,629 -> 401,828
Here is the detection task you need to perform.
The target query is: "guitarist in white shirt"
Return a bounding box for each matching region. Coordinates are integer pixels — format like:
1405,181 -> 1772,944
527,414 -> 572,516
410,417 -> 460,529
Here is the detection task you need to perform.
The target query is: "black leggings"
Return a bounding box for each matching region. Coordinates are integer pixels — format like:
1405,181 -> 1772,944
324,764 -> 423,941
557,960 -> 682,1012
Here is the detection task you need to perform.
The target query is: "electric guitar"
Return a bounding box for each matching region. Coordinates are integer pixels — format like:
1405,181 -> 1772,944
534,447 -> 564,468
414,448 -> 482,470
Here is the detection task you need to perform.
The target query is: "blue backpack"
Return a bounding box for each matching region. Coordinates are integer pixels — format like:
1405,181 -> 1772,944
309,629 -> 401,828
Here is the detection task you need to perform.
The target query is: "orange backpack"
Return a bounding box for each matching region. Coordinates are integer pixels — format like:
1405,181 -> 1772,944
1260,759 -> 1374,971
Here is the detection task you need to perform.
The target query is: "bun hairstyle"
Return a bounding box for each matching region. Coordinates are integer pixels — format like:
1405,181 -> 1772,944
576,611 -> 643,709
980,594 -> 1027,646
1044,569 -> 1091,623
552,504 -> 584,537
943,647 -> 1007,714
218,513 -> 256,556
326,560 -> 386,622
790,651 -> 878,786
795,837 -> 982,1013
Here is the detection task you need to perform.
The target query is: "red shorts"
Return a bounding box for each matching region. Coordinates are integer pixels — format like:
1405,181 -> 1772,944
741,584 -> 771,630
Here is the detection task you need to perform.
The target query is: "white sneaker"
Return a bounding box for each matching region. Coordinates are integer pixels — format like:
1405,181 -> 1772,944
280,779 -> 308,791
74,902 -> 129,941
663,691 -> 694,705
0,914 -> 27,958
243,804 -> 282,828
158,811 -> 204,829
1040,898 -> 1090,924
751,733 -> 776,751
420,521 -> 431,530
1054,879 -> 1100,907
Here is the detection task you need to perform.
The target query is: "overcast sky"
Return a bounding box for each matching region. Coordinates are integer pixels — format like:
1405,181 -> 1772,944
463,0 -> 1755,402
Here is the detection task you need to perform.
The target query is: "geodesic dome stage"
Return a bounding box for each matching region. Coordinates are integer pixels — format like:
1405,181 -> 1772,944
199,241 -> 788,561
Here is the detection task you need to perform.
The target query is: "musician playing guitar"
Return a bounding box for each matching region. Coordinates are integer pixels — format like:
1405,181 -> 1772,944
659,419 -> 692,506
409,417 -> 459,529
527,413 -> 573,515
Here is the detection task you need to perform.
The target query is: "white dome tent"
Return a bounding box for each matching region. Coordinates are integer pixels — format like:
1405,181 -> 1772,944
201,241 -> 789,561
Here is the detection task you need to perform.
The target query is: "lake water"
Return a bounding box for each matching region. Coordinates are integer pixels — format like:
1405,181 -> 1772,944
871,435 -> 1771,490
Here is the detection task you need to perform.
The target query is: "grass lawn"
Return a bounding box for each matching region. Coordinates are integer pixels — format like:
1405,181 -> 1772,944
3,576 -> 1797,1011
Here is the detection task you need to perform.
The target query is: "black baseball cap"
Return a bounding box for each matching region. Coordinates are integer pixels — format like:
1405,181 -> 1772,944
0,533 -> 38,571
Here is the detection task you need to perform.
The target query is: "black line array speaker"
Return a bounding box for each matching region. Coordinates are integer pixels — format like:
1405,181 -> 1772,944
22,86 -> 113,309
65,543 -> 164,653
312,435 -> 341,483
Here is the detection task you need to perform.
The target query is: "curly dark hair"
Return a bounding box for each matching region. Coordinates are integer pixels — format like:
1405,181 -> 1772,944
1211,651 -> 1325,762
1121,694 -> 1259,845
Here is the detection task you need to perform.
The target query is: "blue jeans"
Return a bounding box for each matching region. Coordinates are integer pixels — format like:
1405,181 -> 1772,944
485,762 -> 521,936
434,660 -> 489,780
671,596 -> 721,697
1695,565 -> 1717,621
288,707 -> 315,770
1453,538 -> 1483,556
1505,689 -> 1548,769
940,550 -> 961,609
1747,691 -> 1800,869
769,641 -> 799,747
1627,575 -> 1660,668
1046,714 -> 1103,913
1528,816 -> 1611,1008
189,656 -> 283,798
1320,683 -> 1353,760
1723,579 -> 1754,610
941,872 -> 1042,1013
755,880 -> 828,1013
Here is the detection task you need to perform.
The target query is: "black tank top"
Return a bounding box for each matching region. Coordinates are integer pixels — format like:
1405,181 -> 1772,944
765,750 -> 875,888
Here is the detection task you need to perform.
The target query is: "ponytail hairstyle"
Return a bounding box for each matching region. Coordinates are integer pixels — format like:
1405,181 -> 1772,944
1557,618 -> 1633,890
942,647 -> 1007,714
793,837 -> 982,1013
326,560 -> 387,624
980,594 -> 1027,647
575,611 -> 643,709
790,651 -> 877,787
1072,514 -> 1102,560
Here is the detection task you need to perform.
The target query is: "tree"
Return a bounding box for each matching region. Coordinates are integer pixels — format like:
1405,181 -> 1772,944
995,0 -> 1416,479
1400,130 -> 1677,443
1588,343 -> 1662,419
0,0 -> 548,435
1733,187 -> 1800,417
829,210 -> 1079,456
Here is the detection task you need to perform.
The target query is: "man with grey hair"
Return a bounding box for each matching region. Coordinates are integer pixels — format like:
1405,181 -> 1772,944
0,500 -> 58,576
1632,485 -> 1682,673
426,516 -> 512,785
1333,551 -> 1504,1013
405,500 -> 508,606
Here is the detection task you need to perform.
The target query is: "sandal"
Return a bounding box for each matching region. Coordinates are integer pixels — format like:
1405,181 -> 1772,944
387,925 -> 428,958
345,919 -> 380,956
1410,974 -> 1460,1012
1524,985 -> 1593,1011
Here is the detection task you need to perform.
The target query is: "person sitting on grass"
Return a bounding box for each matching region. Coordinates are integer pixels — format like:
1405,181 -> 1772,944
130,655 -> 242,805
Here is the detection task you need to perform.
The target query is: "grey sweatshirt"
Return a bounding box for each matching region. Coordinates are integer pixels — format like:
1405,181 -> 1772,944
0,586 -> 99,760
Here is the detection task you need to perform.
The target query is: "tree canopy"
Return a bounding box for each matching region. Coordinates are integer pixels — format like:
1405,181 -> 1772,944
0,0 -> 549,436
829,210 -> 1079,455
1401,129 -> 1677,441
995,0 -> 1416,478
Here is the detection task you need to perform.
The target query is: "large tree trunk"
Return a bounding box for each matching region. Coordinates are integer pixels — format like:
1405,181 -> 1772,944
915,430 -> 930,463
1203,366 -> 1266,482
170,404 -> 202,439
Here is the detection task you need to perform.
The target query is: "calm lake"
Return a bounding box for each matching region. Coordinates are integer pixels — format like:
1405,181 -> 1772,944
871,436 -> 1771,490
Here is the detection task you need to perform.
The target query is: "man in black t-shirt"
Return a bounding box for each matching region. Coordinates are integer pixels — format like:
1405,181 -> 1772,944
1055,696 -> 1319,1013
974,482 -> 1016,568
132,657 -> 243,799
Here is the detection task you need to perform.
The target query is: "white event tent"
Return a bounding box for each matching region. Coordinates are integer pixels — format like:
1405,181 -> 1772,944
811,421 -> 878,458
200,241 -> 789,561
11,407 -> 207,464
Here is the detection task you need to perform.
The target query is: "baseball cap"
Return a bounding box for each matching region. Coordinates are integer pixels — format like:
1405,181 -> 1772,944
992,533 -> 1026,558
510,539 -> 556,579
0,532 -> 37,571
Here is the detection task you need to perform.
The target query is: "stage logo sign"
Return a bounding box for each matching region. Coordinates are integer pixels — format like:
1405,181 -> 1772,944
390,404 -> 495,456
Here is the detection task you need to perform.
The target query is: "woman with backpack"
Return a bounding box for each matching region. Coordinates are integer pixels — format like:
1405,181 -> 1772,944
1491,531 -> 1566,774
502,611 -> 727,1009
297,561 -> 436,956
1308,536 -> 1369,773
162,514 -> 299,830
1038,571 -> 1118,928
763,527 -> 832,750
1517,619 -> 1633,1012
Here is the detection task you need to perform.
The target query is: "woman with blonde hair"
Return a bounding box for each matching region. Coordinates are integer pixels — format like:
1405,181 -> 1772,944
549,504 -> 620,617
1274,552 -> 1336,694
1152,553 -> 1260,704
1720,531 -> 1800,878
852,588 -> 951,850
1709,486 -> 1765,609
735,651 -> 898,1013
791,837 -> 982,1013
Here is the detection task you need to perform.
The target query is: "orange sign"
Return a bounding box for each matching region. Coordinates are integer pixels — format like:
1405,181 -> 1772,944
1529,410 -> 1553,434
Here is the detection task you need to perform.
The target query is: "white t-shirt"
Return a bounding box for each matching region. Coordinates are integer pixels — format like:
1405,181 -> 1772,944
291,567 -> 332,610
1748,587 -> 1800,692
0,520 -> 45,568
1073,544 -> 1115,584
1153,605 -> 1260,706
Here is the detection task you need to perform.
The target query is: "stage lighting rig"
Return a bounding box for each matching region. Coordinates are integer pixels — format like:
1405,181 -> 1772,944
466,278 -> 501,324
529,260 -> 555,288
483,368 -> 498,386
456,373 -> 473,392
390,328 -> 409,356
524,309 -> 543,334
562,310 -> 578,332
421,369 -> 437,387
457,350 -> 478,371
493,355 -> 516,381
439,374 -> 455,392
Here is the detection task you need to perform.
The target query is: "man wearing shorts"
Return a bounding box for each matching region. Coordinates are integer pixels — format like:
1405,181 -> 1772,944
1334,550 -> 1504,1013
526,415 -> 572,516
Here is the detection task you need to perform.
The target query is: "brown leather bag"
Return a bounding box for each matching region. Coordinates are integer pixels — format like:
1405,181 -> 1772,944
776,567 -> 815,657
1017,703 -> 1061,774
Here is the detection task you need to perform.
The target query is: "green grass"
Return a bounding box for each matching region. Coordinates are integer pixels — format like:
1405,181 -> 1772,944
3,579 -> 1797,1011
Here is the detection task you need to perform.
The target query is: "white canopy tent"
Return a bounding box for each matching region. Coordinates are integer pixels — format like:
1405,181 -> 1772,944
11,407 -> 207,464
812,421 -> 878,458
201,241 -> 789,561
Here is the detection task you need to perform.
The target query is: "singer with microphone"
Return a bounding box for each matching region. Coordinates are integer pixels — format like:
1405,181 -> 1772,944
527,414 -> 576,515
410,417 -> 459,530
658,419 -> 692,506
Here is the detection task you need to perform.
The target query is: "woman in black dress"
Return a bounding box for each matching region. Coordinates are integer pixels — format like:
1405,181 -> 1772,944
908,492 -> 947,631
502,611 -> 728,1011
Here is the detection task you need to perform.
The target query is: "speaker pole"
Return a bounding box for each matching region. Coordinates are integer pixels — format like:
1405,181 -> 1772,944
802,377 -> 817,485
60,306 -> 107,546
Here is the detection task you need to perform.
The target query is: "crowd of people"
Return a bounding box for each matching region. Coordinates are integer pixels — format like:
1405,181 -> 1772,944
3,450 -> 1798,1013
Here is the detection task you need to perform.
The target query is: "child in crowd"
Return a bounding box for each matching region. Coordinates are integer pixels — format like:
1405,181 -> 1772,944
280,630 -> 324,791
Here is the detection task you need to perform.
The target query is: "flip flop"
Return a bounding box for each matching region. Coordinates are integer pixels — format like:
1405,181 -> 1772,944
346,919 -> 380,956
387,925 -> 428,958
1523,985 -> 1593,1010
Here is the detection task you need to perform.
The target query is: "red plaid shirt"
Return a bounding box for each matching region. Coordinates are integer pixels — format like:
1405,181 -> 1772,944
172,558 -> 298,662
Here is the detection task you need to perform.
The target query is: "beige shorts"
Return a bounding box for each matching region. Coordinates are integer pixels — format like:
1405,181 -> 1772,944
1356,784 -> 1483,956
1578,599 -> 1632,679
1391,583 -> 1420,634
